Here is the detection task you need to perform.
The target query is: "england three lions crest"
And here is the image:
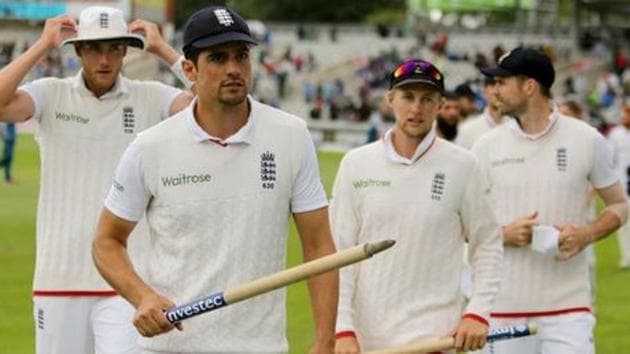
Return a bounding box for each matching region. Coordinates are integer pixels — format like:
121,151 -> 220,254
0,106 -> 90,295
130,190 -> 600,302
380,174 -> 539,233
431,173 -> 445,201
123,106 -> 135,134
260,150 -> 276,189
556,147 -> 567,171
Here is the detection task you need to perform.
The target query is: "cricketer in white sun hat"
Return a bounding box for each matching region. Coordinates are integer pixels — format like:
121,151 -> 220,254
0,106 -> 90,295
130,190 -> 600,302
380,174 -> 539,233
61,6 -> 145,49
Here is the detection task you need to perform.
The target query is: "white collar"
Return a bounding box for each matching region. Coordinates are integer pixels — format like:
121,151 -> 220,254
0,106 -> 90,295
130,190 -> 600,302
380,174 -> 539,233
507,105 -> 559,140
71,70 -> 128,99
185,97 -> 256,146
383,127 -> 436,165
483,107 -> 510,127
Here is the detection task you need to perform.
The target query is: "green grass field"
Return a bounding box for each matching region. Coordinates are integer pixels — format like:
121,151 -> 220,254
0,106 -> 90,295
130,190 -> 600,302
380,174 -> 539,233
1,134 -> 629,353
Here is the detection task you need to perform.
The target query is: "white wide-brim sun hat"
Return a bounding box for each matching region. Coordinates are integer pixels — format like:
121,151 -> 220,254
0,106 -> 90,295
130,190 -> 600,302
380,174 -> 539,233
61,6 -> 145,49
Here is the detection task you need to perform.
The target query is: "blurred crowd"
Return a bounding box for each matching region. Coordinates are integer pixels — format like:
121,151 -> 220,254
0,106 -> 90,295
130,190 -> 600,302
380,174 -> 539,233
3,23 -> 630,152
253,26 -> 630,147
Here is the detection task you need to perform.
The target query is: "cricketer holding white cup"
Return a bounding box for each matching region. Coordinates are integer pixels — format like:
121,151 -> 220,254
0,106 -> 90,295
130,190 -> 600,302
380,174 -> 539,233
474,47 -> 628,354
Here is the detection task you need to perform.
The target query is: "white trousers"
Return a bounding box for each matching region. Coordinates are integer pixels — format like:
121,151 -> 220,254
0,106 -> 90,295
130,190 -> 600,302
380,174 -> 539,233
481,312 -> 595,354
34,296 -> 139,354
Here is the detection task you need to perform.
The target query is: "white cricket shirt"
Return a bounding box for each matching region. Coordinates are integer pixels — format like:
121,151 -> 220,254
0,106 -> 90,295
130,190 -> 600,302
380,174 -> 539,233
105,98 -> 327,352
20,71 -> 181,294
608,125 -> 630,195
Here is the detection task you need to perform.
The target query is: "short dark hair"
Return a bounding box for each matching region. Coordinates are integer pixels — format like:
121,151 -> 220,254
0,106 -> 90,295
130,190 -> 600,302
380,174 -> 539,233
515,75 -> 552,98
539,84 -> 552,98
184,46 -> 204,66
454,83 -> 475,99
443,90 -> 458,100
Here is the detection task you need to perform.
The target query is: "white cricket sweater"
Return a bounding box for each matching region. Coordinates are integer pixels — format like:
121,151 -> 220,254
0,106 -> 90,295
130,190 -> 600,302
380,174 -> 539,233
608,125 -> 630,195
455,108 -> 508,150
106,99 -> 328,352
472,114 -> 618,315
331,135 -> 502,350
20,72 -> 180,293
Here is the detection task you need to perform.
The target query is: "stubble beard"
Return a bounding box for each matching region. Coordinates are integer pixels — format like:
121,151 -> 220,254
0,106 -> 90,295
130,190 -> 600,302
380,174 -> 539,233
218,92 -> 248,106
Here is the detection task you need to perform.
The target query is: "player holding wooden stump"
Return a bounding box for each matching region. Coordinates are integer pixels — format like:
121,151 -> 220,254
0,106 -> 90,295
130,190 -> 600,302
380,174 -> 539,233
93,5 -> 339,354
330,59 -> 503,353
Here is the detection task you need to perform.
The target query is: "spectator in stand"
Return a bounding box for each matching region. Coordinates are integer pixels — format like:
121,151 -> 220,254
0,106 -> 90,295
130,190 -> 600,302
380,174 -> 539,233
613,47 -> 628,78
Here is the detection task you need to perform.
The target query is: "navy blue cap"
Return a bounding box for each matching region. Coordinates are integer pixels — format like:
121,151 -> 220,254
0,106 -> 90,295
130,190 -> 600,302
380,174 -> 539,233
183,6 -> 257,54
481,47 -> 555,89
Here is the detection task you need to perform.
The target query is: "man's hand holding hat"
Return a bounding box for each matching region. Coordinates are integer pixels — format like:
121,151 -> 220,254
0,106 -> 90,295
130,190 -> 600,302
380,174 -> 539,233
37,15 -> 77,50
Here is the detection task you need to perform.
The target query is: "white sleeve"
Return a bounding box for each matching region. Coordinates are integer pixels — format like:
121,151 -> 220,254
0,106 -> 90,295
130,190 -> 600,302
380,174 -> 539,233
291,136 -> 328,213
607,132 -> 620,169
454,125 -> 468,148
147,81 -> 183,120
590,133 -> 618,189
329,154 -> 360,333
104,140 -> 152,222
19,78 -> 54,122
461,160 -> 503,321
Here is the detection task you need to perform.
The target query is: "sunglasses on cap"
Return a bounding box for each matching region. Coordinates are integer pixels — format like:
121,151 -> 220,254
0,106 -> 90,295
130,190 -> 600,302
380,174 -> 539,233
390,59 -> 444,92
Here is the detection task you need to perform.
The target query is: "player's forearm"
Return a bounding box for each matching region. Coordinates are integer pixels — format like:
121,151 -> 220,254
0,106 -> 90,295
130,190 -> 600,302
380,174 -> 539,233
582,208 -> 625,243
152,40 -> 180,66
92,209 -> 155,308
303,231 -> 338,347
586,183 -> 629,243
294,207 -> 339,346
92,234 -> 155,307
305,265 -> 338,348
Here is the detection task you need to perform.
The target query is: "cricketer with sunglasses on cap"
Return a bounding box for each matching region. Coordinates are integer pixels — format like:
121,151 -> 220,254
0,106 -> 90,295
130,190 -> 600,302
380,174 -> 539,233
330,59 -> 502,353
0,6 -> 193,354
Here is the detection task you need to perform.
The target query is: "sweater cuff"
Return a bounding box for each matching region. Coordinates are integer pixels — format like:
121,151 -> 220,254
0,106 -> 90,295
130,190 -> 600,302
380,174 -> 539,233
335,330 -> 357,339
463,313 -> 489,326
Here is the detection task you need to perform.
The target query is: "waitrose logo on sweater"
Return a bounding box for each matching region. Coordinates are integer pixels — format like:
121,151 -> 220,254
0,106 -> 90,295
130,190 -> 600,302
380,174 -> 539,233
162,173 -> 212,187
352,178 -> 391,189
55,111 -> 89,124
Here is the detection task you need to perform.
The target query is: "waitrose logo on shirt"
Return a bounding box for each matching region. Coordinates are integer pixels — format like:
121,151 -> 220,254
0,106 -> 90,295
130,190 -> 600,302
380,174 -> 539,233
55,111 -> 89,124
161,173 -> 212,187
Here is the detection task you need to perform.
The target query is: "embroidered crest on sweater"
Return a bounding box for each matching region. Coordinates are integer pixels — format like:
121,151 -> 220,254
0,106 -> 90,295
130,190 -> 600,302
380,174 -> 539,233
431,173 -> 445,201
261,151 -> 276,189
